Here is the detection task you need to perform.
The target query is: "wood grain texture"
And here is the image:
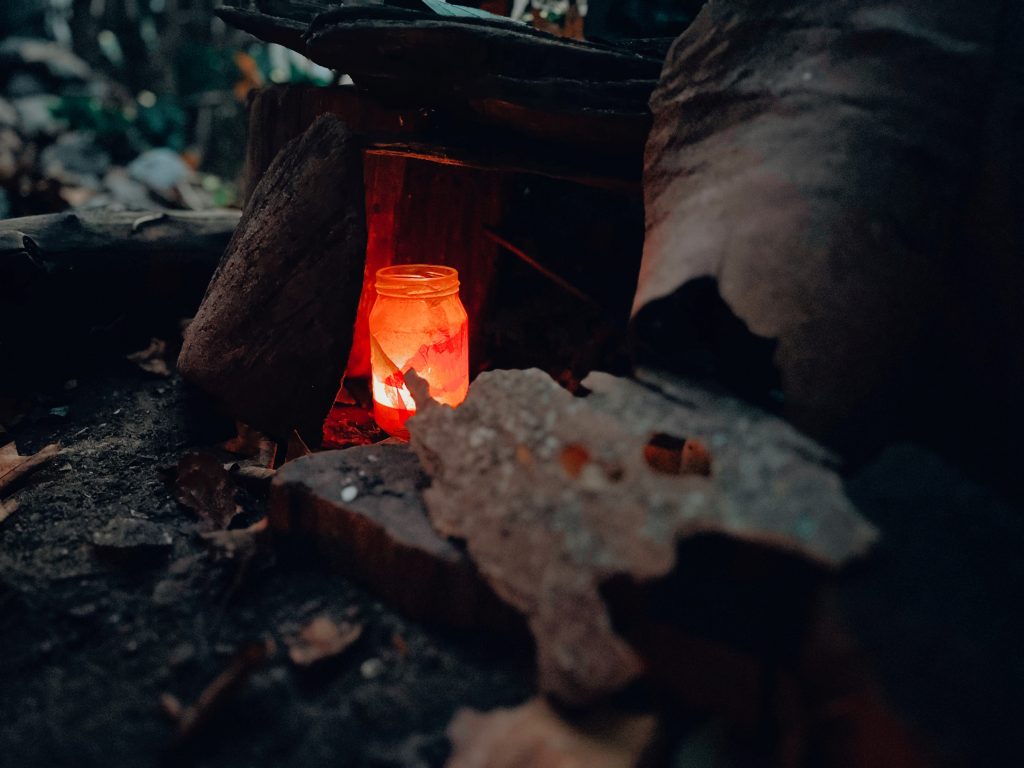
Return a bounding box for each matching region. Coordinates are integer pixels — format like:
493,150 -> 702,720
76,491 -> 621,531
269,442 -> 520,631
634,0 -> 1024,464
0,209 -> 239,381
178,114 -> 367,442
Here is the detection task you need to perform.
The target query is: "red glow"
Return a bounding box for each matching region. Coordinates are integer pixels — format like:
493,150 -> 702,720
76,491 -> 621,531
369,265 -> 469,438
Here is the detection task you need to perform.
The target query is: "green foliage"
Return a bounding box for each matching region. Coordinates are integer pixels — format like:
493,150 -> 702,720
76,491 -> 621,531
51,94 -> 187,162
134,98 -> 188,152
174,43 -> 238,97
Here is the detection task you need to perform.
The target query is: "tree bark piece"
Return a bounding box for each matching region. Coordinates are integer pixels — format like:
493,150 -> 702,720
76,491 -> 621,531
178,114 -> 367,442
219,2 -> 662,115
0,209 -> 239,382
407,368 -> 876,706
240,83 -> 646,204
634,0 -> 1024,466
269,443 -> 519,631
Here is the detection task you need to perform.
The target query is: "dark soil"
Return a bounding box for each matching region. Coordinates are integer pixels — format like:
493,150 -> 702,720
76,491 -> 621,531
0,361 -> 531,768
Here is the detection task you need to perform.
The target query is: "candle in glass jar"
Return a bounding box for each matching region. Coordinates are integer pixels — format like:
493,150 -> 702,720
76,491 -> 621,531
368,265 -> 469,439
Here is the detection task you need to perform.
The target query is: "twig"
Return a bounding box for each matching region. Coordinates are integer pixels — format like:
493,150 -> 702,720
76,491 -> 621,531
483,228 -> 601,308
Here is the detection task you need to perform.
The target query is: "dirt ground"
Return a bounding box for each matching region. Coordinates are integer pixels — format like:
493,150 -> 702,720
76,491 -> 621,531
3,353 -> 1024,767
0,362 -> 531,768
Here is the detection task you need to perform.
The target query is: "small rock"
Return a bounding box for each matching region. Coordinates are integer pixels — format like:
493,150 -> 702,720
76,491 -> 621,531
0,37 -> 94,87
0,96 -> 18,128
168,642 -> 195,667
287,616 -> 363,668
128,148 -> 190,194
92,517 -> 173,566
40,131 -> 111,186
68,603 -> 96,618
12,94 -> 64,137
360,658 -> 385,680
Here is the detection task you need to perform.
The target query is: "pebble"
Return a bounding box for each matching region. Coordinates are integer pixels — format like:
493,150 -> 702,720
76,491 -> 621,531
360,658 -> 385,680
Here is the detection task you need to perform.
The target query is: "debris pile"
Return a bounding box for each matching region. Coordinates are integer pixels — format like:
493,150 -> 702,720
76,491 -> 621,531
0,37 -> 232,218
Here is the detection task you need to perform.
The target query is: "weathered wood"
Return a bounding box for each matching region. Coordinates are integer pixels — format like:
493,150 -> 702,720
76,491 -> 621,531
269,443 -> 520,631
221,0 -> 663,101
241,84 -> 646,200
0,209 -> 239,383
633,0 -> 1024,477
178,115 -> 367,443
0,209 -> 240,261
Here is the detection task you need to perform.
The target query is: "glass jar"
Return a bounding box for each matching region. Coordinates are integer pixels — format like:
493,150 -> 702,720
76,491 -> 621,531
368,265 -> 469,439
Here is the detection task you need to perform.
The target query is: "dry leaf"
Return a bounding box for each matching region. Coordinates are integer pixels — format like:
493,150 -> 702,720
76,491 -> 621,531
127,338 -> 171,377
446,698 -> 659,768
221,421 -> 277,468
200,518 -> 272,599
200,517 -> 270,561
287,616 -> 363,668
0,496 -> 19,525
0,441 -> 60,495
174,452 -> 240,530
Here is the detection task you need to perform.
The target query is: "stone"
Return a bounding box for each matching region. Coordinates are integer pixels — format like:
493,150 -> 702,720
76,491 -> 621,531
128,148 -> 190,195
407,368 -> 876,705
286,616 -> 363,668
91,517 -> 174,565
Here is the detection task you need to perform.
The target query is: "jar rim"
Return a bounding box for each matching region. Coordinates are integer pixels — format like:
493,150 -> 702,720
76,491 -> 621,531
375,264 -> 460,298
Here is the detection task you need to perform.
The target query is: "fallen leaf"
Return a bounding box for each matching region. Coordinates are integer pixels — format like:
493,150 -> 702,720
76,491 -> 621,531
0,441 -> 60,495
175,452 -> 240,530
446,698 -> 659,768
287,616 -> 363,668
227,464 -> 276,494
199,517 -> 270,561
200,518 -> 273,599
221,421 -> 277,468
127,337 -> 171,377
0,496 -> 18,525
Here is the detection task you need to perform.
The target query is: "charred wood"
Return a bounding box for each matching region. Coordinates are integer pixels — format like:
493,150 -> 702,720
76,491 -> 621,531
178,115 -> 367,443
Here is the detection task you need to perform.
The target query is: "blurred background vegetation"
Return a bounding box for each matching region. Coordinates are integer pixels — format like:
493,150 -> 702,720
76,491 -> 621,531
0,0 -> 702,218
0,0 -> 335,217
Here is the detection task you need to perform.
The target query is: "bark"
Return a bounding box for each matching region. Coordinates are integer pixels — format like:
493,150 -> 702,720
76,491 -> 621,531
269,443 -> 521,631
0,209 -> 239,383
219,6 -> 655,185
634,1 -> 1024,481
177,114 -> 367,442
240,83 -> 647,201
407,367 -> 874,705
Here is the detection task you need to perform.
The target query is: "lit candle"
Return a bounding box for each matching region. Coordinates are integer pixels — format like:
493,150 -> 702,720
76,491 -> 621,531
368,265 -> 469,439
